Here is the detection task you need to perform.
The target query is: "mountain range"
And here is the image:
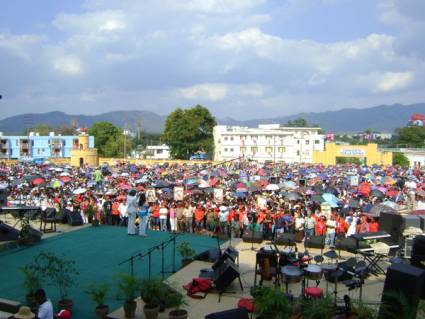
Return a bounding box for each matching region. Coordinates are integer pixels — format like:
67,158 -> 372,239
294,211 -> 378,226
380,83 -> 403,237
0,103 -> 423,135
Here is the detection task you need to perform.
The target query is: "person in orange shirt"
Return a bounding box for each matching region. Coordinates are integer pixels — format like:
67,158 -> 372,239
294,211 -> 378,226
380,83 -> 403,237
315,216 -> 327,236
369,218 -> 379,233
151,203 -> 160,231
194,204 -> 205,233
111,199 -> 120,226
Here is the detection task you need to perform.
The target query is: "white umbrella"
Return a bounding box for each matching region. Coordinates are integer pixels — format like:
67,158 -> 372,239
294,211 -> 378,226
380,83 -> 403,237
73,188 -> 87,195
266,184 -> 280,191
60,172 -> 71,177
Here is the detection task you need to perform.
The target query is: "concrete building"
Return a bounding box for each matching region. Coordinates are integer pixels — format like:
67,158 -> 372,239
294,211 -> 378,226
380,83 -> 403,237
70,132 -> 99,167
0,132 -> 95,160
213,124 -> 324,163
145,144 -> 171,160
381,148 -> 425,168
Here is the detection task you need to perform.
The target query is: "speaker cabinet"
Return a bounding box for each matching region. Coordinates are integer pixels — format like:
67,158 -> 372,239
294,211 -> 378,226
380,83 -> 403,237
378,263 -> 425,319
402,215 -> 421,231
335,236 -> 357,253
242,230 -> 263,243
275,233 -> 296,246
0,189 -> 7,206
379,212 -> 403,245
304,235 -> 325,250
213,260 -> 240,292
418,215 -> 425,232
411,235 -> 425,271
0,222 -> 19,241
67,211 -> 83,226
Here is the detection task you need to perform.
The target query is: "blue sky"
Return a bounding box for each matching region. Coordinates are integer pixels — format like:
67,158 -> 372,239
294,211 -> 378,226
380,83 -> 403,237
1,0 -> 424,120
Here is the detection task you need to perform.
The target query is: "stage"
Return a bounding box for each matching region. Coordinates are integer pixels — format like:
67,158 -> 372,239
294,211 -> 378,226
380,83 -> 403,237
0,226 -> 220,319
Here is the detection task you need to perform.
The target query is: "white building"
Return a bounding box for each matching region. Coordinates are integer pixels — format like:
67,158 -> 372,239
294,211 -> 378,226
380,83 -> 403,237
145,144 -> 171,160
213,124 -> 325,163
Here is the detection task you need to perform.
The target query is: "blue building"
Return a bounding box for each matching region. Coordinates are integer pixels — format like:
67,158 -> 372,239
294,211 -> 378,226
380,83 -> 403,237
0,132 -> 95,160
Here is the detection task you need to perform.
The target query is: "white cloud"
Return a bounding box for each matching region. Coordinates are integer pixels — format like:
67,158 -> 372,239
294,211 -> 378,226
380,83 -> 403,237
53,55 -> 83,75
178,83 -> 228,101
375,71 -> 414,93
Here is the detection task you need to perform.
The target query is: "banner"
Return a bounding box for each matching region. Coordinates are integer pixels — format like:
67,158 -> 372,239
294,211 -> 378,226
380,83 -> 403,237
174,186 -> 184,201
214,188 -> 224,203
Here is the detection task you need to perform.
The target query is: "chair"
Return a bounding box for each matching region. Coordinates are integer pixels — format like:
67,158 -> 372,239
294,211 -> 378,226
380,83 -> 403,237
39,208 -> 57,233
254,250 -> 280,286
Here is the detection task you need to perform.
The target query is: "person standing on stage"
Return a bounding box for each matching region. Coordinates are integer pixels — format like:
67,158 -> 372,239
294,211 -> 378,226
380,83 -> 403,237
126,189 -> 138,235
138,193 -> 150,237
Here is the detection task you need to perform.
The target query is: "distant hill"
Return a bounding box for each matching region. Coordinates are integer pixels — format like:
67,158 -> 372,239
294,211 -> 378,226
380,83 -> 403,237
0,103 -> 423,134
0,110 -> 167,134
219,103 -> 425,133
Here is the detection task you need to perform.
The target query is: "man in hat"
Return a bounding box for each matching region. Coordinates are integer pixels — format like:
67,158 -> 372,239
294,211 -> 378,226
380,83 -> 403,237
10,306 -> 35,319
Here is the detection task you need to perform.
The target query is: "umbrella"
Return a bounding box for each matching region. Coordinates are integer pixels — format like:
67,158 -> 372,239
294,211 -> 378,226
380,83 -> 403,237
120,184 -> 131,190
233,192 -> 247,198
153,180 -> 170,188
322,193 -> 338,204
311,195 -> 324,203
369,204 -> 397,217
265,184 -> 280,191
371,189 -> 385,198
282,181 -> 297,189
60,172 -> 71,177
0,183 -> 8,189
198,181 -> 210,189
32,178 -> 45,185
50,180 -> 63,189
285,192 -> 302,201
60,176 -> 72,183
325,187 -> 339,196
248,185 -> 262,193
348,199 -> 360,209
73,188 -> 87,195
236,187 -> 248,193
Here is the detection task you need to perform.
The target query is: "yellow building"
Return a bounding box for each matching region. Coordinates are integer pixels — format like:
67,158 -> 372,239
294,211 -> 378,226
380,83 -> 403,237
70,133 -> 99,167
313,143 -> 392,166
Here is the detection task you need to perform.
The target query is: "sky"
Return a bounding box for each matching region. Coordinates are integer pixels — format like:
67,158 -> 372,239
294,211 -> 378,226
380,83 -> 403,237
1,0 -> 425,120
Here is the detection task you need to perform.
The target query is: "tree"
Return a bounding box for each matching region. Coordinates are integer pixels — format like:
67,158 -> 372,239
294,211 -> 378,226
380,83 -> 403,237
287,118 -> 307,127
162,105 -> 217,159
89,122 -> 122,157
393,126 -> 425,147
392,152 -> 410,168
25,124 -> 76,136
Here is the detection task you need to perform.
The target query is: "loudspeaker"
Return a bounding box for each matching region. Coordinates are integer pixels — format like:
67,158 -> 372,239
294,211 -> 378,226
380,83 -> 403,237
195,248 -> 221,262
275,233 -> 296,246
57,209 -> 70,224
304,235 -> 325,250
212,248 -> 238,270
28,227 -> 42,242
242,230 -> 263,243
404,237 -> 415,259
335,236 -> 357,253
213,260 -> 240,292
0,189 -> 7,206
380,212 -> 402,245
45,208 -> 56,218
378,263 -> 425,318
411,235 -> 425,270
67,211 -> 83,226
205,308 -> 249,319
0,222 -> 19,241
402,215 -> 421,231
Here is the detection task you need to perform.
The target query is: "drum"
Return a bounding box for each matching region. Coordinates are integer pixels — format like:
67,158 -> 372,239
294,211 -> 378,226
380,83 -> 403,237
321,263 -> 337,273
304,264 -> 323,281
281,265 -> 303,283
279,251 -> 297,267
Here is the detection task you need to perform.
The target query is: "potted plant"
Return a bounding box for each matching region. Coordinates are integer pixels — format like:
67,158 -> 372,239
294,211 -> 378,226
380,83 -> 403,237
347,300 -> 378,319
116,273 -> 141,318
168,290 -> 188,319
177,242 -> 196,267
298,294 -> 334,319
31,252 -> 79,311
19,217 -> 35,246
252,286 -> 293,319
140,279 -> 163,319
87,283 -> 109,318
19,264 -> 41,308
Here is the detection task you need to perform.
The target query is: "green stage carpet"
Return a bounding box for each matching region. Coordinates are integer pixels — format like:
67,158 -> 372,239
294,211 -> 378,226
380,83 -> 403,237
0,226 -> 220,319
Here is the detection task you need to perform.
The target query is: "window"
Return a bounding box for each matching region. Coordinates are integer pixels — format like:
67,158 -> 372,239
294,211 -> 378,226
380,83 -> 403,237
265,146 -> 272,153
305,140 -> 310,145
240,147 -> 246,153
230,148 -> 234,152
16,140 -> 18,146
314,140 -> 320,144
157,149 -> 163,154
218,139 -> 221,144
297,140 -> 300,144
296,150 -> 300,156
224,136 -> 228,141
63,140 -> 66,146
224,148 -> 228,152
278,147 -> 285,153
230,137 -> 234,141
251,147 -> 258,153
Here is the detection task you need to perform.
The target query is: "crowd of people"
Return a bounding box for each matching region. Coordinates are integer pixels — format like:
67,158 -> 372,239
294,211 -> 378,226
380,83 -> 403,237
1,160 -> 425,247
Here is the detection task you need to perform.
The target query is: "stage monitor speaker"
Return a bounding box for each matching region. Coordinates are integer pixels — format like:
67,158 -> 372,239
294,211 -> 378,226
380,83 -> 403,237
195,248 -> 221,263
212,248 -> 238,270
275,233 -> 296,246
205,308 -> 249,319
304,235 -> 325,250
0,189 -> 7,206
411,235 -> 425,271
0,222 -> 19,241
379,211 -> 402,245
67,211 -> 83,226
402,215 -> 421,231
378,263 -> 425,318
57,209 -> 70,224
213,260 -> 240,292
335,236 -> 357,253
242,230 -> 263,243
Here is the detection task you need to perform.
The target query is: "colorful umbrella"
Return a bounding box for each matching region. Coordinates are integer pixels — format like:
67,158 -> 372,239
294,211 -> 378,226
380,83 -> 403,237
60,176 -> 72,183
32,178 -> 45,185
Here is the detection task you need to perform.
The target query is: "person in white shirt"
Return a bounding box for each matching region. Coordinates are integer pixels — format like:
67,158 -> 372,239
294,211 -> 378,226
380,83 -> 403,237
126,190 -> 138,235
119,200 -> 128,226
35,289 -> 53,319
159,204 -> 168,231
325,215 -> 337,246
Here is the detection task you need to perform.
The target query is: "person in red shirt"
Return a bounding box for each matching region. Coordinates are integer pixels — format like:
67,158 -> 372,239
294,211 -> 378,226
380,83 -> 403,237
151,204 -> 160,231
111,199 -> 120,226
336,216 -> 348,239
369,218 -> 379,233
315,216 -> 327,236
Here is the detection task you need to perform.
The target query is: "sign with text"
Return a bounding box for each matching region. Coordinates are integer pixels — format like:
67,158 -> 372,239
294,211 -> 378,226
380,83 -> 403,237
339,149 -> 365,157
